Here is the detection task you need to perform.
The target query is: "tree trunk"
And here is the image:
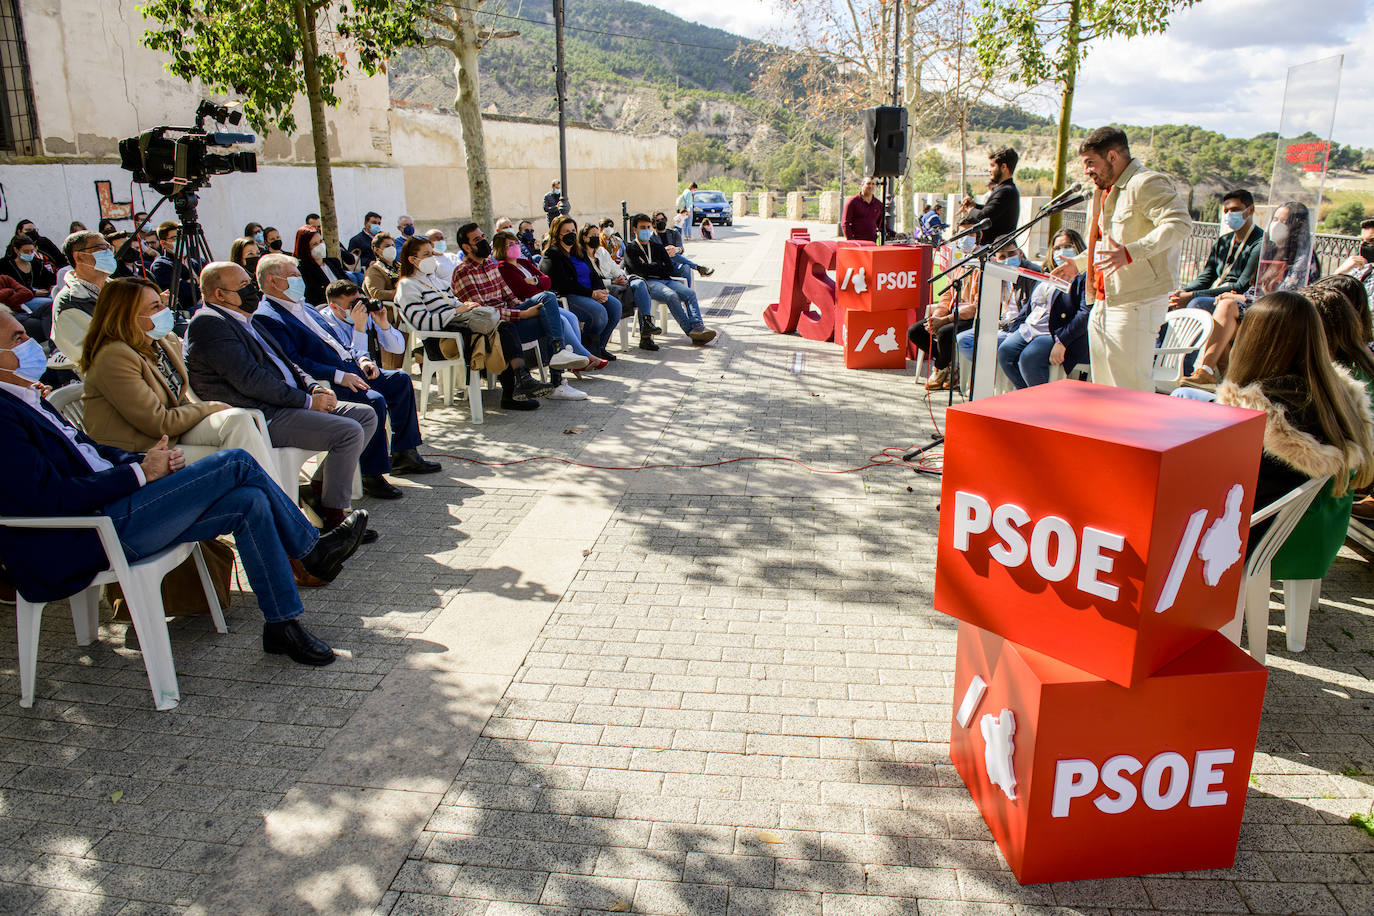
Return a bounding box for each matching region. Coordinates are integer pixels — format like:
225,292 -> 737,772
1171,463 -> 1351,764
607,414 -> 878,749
293,0 -> 338,251
450,6 -> 493,232
1048,0 -> 1083,238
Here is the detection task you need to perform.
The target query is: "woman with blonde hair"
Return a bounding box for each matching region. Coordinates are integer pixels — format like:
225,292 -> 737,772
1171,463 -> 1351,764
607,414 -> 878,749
80,276 -> 276,469
1215,290 -> 1374,574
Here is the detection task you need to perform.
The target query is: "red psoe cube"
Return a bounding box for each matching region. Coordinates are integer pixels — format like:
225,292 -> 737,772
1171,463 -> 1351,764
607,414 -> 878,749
933,381 -> 1265,687
949,623 -> 1267,884
836,244 -> 932,313
841,308 -> 908,369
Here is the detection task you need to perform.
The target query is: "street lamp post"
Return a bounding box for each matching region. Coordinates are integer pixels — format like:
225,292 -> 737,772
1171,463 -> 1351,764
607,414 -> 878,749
553,0 -> 570,214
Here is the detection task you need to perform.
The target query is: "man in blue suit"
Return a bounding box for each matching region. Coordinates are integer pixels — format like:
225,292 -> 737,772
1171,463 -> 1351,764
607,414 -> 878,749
251,254 -> 440,500
0,311 -> 366,666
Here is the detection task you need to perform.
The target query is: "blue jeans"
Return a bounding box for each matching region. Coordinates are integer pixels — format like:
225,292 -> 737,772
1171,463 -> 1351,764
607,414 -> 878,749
520,291 -> 573,352
16,296 -> 53,342
610,277 -> 653,318
335,368 -> 422,475
670,252 -> 699,281
104,449 -> 317,623
642,279 -> 703,334
562,293 -> 622,354
956,328 -> 1008,362
1171,387 -> 1216,402
997,332 -> 1060,388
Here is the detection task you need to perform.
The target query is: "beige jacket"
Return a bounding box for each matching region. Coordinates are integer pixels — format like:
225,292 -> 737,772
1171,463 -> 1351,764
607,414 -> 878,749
82,336 -> 225,451
1076,158 -> 1192,305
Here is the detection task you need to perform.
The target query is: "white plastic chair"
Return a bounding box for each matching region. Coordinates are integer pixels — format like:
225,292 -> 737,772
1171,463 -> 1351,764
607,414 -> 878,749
1,515 -> 225,711
47,382 -> 85,426
1219,476 -> 1326,664
1152,308 -> 1213,393
396,310 -> 485,424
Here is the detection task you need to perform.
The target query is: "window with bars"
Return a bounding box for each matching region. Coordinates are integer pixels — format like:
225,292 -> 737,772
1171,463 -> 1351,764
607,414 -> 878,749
0,0 -> 39,156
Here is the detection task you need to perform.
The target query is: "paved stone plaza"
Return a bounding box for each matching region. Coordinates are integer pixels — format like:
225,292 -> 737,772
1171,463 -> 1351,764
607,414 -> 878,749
2,218 -> 1373,915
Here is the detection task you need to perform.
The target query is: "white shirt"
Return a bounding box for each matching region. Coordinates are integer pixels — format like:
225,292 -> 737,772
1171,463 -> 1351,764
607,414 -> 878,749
591,246 -> 628,283
1,379 -> 145,485
433,251 -> 460,285
318,305 -> 405,355
262,296 -> 372,383
220,304 -> 308,402
1019,282 -> 1055,341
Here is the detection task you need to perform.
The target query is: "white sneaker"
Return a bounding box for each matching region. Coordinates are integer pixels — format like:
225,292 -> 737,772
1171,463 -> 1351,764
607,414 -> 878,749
549,382 -> 588,400
550,346 -> 590,370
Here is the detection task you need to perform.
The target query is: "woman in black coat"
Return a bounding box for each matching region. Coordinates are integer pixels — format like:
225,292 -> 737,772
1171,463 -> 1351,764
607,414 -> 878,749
541,215 -> 622,359
291,226 -> 348,306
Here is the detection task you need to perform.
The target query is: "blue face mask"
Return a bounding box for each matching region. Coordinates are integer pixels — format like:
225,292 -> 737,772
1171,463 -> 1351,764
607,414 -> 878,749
18,251 -> 34,263
1052,248 -> 1077,266
1222,211 -> 1247,232
637,228 -> 652,242
4,338 -> 47,382
146,308 -> 175,340
366,223 -> 381,235
1003,255 -> 1022,269
285,276 -> 307,302
253,231 -> 265,244
91,249 -> 118,275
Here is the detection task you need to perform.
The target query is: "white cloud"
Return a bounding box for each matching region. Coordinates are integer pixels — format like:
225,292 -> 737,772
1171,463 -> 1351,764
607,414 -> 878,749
633,0 -> 1374,147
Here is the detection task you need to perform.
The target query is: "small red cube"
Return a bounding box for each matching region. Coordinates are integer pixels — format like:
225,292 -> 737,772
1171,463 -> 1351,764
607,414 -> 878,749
836,244 -> 932,313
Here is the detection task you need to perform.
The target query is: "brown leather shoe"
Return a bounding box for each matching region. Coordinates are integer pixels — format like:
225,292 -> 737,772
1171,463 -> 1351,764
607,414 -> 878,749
290,558 -> 329,588
1353,495 -> 1374,520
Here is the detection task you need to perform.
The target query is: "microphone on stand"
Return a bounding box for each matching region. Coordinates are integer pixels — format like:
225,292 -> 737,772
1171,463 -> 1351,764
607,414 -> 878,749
1040,181 -> 1084,211
1045,190 -> 1090,214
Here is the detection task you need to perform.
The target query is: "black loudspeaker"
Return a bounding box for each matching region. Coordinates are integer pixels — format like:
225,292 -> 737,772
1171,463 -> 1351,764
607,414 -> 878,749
863,106 -> 908,179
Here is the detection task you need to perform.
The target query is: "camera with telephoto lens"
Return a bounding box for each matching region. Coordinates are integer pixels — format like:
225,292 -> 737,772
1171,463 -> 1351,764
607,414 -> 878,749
118,100 -> 257,195
361,297 -> 385,314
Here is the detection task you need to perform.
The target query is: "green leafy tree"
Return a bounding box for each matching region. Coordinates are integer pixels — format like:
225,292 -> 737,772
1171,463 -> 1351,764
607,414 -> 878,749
1322,200 -> 1365,236
973,0 -> 1198,232
141,0 -> 426,250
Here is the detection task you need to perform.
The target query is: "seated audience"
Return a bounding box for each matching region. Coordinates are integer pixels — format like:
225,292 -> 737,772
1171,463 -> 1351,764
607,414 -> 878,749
97,219 -> 117,237
244,222 -> 265,247
919,201 -> 948,245
78,277 -> 275,470
1169,190 -> 1265,386
598,218 -> 625,263
1,235 -> 56,343
494,217 -> 514,235
262,226 -> 284,252
493,231 -> 596,372
426,229 -> 460,285
995,230 -> 1090,388
52,230 -> 118,364
581,222 -> 659,352
347,211 -> 383,270
542,216 -> 624,361
623,213 -> 715,345
653,210 -> 714,279
517,220 -> 541,263
186,262 -> 378,535
151,221 -> 204,310
254,253 -> 439,498
0,310 -> 366,665
229,236 -> 262,278
1304,283 -> 1374,400
1256,200 -> 1321,294
292,225 -> 348,306
318,279 -> 409,375
397,235 -> 554,410
920,241 -> 1026,391
394,215 -> 416,258
1213,291 -> 1373,580
0,273 -> 47,343
1314,273 -> 1373,344
954,240 -> 1057,369
1334,218 -> 1374,307
14,219 -> 67,268
363,232 -> 404,369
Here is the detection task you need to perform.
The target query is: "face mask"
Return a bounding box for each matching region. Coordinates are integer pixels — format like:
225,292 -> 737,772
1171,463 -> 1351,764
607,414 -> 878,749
1052,248 -> 1077,265
311,243 -> 327,260
1222,211 -> 1247,232
586,236 -> 601,249
653,220 -> 667,231
3,338 -> 46,382
253,231 -> 265,244
380,248 -> 396,264
519,230 -> 533,242
1002,256 -> 1022,269
268,239 -> 283,251
472,240 -> 491,260
637,228 -> 652,242
24,230 -> 38,242
234,284 -> 263,313
18,252 -> 34,263
146,308 -> 175,340
401,225 -> 415,237
561,232 -> 577,247
433,240 -> 448,254
284,275 -> 307,302
417,256 -> 438,275
1267,221 -> 1289,247
244,255 -> 261,277
91,249 -> 118,275
955,236 -> 975,253
366,223 -> 381,235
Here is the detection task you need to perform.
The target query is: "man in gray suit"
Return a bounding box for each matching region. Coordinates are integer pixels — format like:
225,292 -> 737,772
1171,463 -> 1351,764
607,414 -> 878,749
186,262 -> 377,537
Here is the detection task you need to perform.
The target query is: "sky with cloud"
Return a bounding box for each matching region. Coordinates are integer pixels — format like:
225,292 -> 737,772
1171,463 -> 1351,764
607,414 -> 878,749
634,0 -> 1374,147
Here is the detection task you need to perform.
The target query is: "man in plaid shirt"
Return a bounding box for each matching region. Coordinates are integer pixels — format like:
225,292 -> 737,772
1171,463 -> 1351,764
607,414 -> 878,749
451,222 -> 586,401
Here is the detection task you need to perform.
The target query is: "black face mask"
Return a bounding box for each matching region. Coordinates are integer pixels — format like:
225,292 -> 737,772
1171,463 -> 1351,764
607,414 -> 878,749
268,239 -> 283,251
244,255 -> 262,277
233,283 -> 263,313
25,229 -> 38,242
472,239 -> 492,260
518,230 -> 534,242
653,220 -> 667,231
586,236 -> 601,249
561,232 -> 577,247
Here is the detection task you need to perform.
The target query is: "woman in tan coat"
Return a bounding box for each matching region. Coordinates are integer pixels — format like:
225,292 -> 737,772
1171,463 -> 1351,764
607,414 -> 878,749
79,277 -> 277,471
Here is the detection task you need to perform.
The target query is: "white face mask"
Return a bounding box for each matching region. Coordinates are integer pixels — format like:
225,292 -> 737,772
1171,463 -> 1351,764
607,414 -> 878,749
417,256 -> 438,275
433,240 -> 448,254
311,243 -> 327,260
380,248 -> 396,264
1267,220 -> 1289,247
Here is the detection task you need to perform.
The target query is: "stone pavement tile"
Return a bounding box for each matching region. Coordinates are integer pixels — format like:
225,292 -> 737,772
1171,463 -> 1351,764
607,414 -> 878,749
1140,877 -> 1249,912
772,858 -> 868,893
864,864 -> 961,899
592,847 -> 684,882
1238,880 -> 1345,915
389,892 -> 489,915
538,873 -> 636,910
682,851 -> 775,887
915,903 -> 1015,916
821,893 -> 919,915
633,878 -> 728,916
725,887 -> 822,916
1330,881 -> 1374,914
1048,878 -> 1150,909
957,869 -> 1055,905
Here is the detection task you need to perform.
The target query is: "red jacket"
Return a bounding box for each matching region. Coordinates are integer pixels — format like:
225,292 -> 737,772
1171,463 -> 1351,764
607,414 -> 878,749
498,257 -> 552,301
0,274 -> 35,311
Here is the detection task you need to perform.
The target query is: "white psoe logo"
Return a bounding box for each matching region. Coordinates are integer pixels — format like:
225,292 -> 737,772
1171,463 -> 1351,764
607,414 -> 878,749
1153,483 -> 1245,615
981,708 -> 1018,801
840,266 -> 868,293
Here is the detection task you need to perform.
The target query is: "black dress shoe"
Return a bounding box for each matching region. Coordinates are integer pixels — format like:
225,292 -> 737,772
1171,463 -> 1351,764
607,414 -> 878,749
300,509 -> 369,582
362,475 -> 403,499
390,448 -> 442,476
500,397 -> 540,411
263,619 -> 336,666
360,528 -> 380,544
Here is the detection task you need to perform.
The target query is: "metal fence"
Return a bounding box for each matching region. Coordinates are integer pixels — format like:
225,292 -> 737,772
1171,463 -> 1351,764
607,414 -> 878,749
1058,209 -> 1359,285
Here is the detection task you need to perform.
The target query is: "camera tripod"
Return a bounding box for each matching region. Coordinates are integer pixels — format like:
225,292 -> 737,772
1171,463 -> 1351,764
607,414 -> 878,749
158,186 -> 215,329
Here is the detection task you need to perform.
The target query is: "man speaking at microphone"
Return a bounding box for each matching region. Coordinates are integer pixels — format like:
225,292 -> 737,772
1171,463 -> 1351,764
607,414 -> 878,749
1061,127 -> 1191,391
